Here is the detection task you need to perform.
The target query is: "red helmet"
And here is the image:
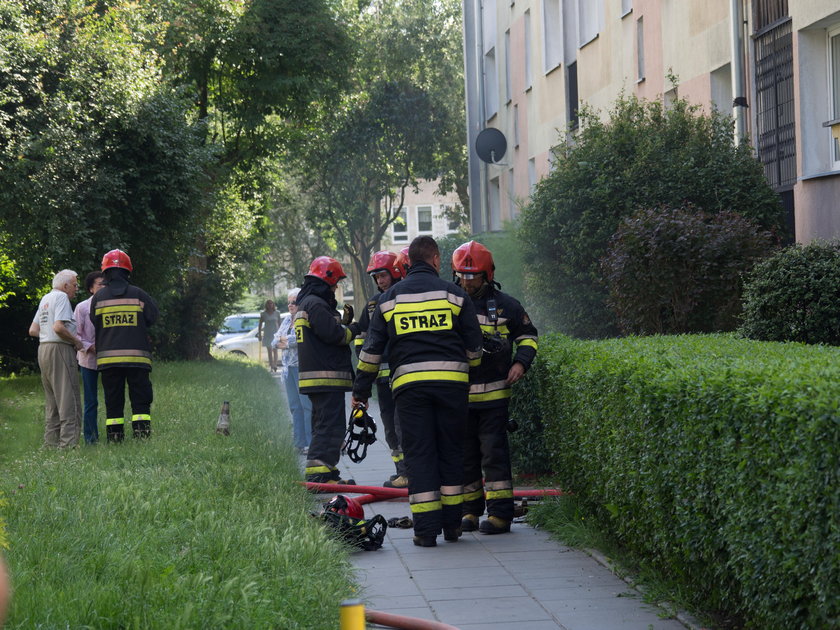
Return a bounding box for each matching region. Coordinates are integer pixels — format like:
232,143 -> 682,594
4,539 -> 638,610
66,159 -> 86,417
101,249 -> 133,272
452,241 -> 494,283
366,250 -> 402,280
397,247 -> 410,274
324,495 -> 364,520
306,256 -> 346,286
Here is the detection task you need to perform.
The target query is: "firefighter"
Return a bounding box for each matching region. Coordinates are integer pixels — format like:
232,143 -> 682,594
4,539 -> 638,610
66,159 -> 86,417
90,249 -> 159,442
352,236 -> 483,548
353,251 -> 408,488
297,256 -> 358,484
452,241 -> 538,534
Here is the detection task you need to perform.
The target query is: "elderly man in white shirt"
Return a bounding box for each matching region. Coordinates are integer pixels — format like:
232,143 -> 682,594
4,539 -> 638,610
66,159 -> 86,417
28,269 -> 84,448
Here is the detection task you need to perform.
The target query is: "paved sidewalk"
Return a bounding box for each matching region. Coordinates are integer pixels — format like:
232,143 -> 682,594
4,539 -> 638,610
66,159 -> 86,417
298,392 -> 690,630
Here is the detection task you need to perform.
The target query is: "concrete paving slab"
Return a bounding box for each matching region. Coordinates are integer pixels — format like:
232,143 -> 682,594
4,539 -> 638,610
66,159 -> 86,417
431,596 -> 554,625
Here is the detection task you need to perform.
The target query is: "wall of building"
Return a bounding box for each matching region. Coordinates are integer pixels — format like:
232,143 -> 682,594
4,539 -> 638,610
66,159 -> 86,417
464,0 -> 840,243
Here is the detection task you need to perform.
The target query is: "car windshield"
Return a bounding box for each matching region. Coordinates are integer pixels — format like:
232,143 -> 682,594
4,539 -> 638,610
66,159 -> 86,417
219,316 -> 259,334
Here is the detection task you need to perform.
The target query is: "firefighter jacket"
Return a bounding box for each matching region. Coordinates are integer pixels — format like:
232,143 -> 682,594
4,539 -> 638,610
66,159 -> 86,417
294,276 -> 356,394
90,280 -> 158,371
467,286 -> 538,408
353,260 -> 484,400
353,291 -> 393,384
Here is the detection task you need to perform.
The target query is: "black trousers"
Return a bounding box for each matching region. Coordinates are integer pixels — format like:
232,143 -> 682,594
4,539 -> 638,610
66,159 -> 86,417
101,367 -> 153,420
376,380 -> 405,476
306,391 -> 347,469
462,405 -> 514,522
396,385 -> 467,537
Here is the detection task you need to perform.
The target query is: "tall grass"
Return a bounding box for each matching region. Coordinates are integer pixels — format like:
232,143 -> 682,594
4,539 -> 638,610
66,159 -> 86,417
0,360 -> 356,629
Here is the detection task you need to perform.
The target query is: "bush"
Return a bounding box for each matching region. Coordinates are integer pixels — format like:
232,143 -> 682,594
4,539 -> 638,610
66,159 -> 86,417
530,333 -> 839,629
519,94 -> 785,338
601,205 -> 773,335
508,362 -> 552,476
739,240 -> 840,345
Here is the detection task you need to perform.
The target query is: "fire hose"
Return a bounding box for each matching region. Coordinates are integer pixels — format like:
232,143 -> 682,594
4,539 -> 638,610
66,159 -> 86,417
303,482 -> 566,500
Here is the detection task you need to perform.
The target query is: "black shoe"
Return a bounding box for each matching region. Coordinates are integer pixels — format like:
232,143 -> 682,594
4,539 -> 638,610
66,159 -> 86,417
413,535 -> 437,547
461,514 -> 479,532
479,516 -> 511,535
443,528 -> 461,542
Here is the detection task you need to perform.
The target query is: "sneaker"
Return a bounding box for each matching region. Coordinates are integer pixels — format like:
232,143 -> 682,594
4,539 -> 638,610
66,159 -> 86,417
383,475 -> 408,488
461,514 -> 479,532
443,528 -> 461,542
412,535 -> 437,547
479,515 -> 511,535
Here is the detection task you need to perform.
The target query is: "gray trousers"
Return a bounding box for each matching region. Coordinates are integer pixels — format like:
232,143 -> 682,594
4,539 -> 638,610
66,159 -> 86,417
38,342 -> 81,448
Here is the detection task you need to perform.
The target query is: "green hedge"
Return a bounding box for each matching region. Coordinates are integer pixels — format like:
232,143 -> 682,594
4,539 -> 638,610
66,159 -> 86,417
522,334 -> 839,629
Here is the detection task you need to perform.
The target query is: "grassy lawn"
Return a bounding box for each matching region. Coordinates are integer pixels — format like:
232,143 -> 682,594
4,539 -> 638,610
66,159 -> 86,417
0,360 -> 357,629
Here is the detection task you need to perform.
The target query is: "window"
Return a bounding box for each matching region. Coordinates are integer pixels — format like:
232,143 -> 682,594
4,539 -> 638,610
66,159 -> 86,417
524,11 -> 532,89
392,209 -> 408,242
505,31 -> 512,102
543,0 -> 562,72
441,204 -> 460,232
489,177 -> 501,231
829,26 -> 840,168
528,157 -> 537,194
621,0 -> 632,17
578,0 -> 602,47
513,103 -> 520,147
636,17 -> 645,82
417,206 -> 433,233
508,168 -> 516,215
567,61 -> 579,129
484,48 -> 499,119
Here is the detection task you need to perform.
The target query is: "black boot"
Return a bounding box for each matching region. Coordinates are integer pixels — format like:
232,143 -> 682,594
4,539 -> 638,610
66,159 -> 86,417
132,420 -> 151,439
106,424 -> 124,443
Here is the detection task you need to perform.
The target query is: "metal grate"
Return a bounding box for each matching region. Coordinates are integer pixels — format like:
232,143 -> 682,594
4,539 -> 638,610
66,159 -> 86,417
752,0 -> 788,33
754,19 -> 796,189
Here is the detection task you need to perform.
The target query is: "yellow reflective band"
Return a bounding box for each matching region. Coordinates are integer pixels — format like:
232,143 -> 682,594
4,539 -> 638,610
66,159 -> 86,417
98,356 -> 152,366
131,414 -> 150,421
105,417 -> 124,426
377,368 -> 391,378
517,339 -> 538,350
357,361 -> 378,374
462,489 -> 483,502
410,501 -> 442,513
300,378 -> 353,388
486,489 -> 514,500
344,327 -> 353,344
95,305 -> 142,315
354,338 -> 364,348
392,370 -> 468,390
391,453 -> 404,463
306,466 -> 332,474
480,324 -> 509,335
441,494 -> 463,505
469,389 -> 512,403
468,357 -> 481,367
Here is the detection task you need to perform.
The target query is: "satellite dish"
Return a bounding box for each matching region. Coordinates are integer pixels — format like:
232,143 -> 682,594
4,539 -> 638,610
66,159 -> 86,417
475,128 -> 507,164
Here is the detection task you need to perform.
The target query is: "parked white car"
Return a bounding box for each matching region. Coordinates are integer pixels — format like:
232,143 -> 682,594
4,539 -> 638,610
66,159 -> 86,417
214,312 -> 290,363
213,313 -> 261,346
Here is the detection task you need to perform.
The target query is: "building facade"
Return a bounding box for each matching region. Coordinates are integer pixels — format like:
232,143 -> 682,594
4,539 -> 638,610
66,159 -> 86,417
463,0 -> 840,243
